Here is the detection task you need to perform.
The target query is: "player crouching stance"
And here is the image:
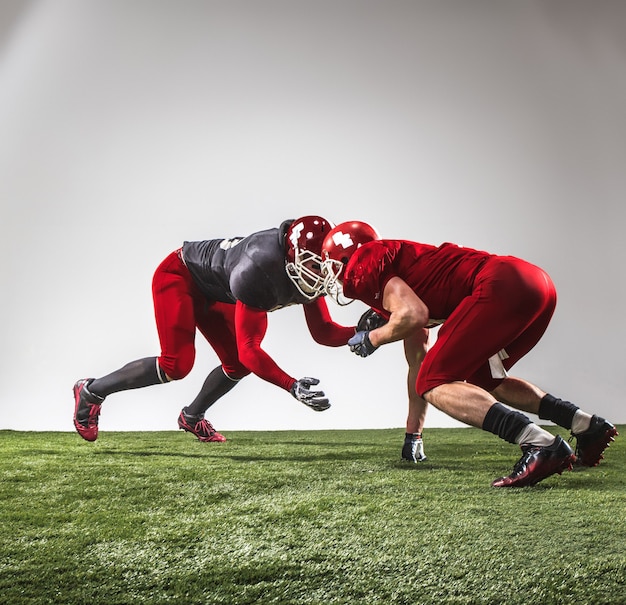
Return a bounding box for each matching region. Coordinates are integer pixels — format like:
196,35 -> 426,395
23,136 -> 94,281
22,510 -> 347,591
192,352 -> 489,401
320,220 -> 618,487
73,216 -> 357,443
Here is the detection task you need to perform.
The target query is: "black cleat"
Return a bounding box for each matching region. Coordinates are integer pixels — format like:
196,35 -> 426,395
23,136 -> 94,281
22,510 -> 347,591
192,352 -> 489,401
492,436 -> 576,488
572,415 -> 619,467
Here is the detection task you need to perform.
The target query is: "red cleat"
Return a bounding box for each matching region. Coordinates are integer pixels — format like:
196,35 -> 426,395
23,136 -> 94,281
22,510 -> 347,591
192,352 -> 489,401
73,379 -> 103,442
178,408 -> 226,442
492,436 -> 576,488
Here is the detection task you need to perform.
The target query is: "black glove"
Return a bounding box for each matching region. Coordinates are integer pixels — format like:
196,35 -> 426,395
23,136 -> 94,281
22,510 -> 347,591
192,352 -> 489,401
348,331 -> 378,357
290,377 -> 331,412
356,308 -> 388,332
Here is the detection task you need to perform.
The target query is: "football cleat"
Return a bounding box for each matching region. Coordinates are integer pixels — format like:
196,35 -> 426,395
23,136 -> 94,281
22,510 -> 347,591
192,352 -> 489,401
177,408 -> 226,442
73,378 -> 104,442
572,415 -> 619,467
401,438 -> 427,463
491,435 -> 576,488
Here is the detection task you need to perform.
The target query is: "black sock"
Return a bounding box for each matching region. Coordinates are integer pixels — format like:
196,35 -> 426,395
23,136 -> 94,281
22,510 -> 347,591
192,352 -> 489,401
89,357 -> 163,398
185,367 -> 241,417
83,380 -> 104,403
404,432 -> 421,442
483,403 -> 532,444
538,394 -> 579,430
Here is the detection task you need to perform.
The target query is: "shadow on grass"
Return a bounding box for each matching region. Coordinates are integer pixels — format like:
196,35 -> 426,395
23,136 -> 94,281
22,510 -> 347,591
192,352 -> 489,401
90,449 -> 381,463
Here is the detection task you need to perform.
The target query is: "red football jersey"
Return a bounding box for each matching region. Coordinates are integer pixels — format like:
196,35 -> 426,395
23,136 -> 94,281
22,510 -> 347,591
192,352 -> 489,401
342,240 -> 492,319
342,238 -> 556,395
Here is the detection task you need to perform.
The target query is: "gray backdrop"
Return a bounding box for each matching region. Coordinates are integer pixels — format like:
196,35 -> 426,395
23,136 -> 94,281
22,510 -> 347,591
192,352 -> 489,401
1,0 -> 624,433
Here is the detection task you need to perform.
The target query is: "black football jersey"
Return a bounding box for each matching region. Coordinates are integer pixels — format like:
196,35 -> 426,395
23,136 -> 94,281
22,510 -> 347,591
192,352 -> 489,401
181,221 -> 311,311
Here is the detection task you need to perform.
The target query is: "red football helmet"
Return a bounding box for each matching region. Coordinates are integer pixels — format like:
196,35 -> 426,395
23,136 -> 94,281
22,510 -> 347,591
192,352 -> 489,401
321,221 -> 380,304
285,215 -> 334,299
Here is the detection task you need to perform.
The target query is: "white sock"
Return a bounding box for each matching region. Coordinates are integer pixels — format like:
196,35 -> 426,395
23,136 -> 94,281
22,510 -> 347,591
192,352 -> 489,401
515,424 -> 556,447
571,410 -> 593,435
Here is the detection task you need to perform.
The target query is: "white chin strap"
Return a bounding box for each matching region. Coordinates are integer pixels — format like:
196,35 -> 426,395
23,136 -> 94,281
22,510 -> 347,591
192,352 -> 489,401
329,283 -> 354,306
321,259 -> 354,305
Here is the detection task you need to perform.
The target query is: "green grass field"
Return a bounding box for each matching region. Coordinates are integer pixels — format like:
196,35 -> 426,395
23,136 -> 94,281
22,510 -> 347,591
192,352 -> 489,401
0,427 -> 624,604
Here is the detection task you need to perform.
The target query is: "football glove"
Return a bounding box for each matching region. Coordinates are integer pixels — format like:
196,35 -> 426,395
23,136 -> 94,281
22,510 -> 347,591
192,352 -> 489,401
290,377 -> 331,412
348,331 -> 378,357
356,308 -> 388,332
401,435 -> 427,462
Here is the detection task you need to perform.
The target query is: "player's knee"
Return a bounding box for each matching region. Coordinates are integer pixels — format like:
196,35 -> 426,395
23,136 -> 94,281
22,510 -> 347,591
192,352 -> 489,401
417,375 -> 450,400
158,351 -> 195,381
222,362 -> 251,380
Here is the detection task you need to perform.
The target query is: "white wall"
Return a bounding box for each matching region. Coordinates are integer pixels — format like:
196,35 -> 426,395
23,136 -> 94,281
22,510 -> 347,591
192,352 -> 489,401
1,0 -> 624,432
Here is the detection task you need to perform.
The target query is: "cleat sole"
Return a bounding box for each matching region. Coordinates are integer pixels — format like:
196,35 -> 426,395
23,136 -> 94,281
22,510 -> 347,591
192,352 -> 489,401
576,427 -> 619,467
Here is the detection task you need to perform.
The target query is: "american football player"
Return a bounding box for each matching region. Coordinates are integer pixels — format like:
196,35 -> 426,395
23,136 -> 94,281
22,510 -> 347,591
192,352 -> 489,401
320,220 -> 618,487
73,216 -> 356,443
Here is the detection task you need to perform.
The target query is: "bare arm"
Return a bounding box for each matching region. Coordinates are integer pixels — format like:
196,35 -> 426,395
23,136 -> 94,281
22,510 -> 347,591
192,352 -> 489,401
367,276 -> 429,347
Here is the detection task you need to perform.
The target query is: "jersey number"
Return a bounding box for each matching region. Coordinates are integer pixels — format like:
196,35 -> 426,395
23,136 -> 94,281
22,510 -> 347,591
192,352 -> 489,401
220,238 -> 243,250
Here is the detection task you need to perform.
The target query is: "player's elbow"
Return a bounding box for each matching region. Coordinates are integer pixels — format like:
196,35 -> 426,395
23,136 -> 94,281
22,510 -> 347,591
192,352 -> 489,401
397,304 -> 429,331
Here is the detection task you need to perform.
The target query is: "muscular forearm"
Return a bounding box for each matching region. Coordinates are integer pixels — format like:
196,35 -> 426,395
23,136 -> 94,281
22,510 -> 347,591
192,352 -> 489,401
368,310 -> 425,347
369,276 -> 429,347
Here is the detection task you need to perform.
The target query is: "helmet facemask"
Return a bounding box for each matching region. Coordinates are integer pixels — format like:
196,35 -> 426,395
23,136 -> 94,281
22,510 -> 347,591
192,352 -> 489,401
321,257 -> 353,305
284,216 -> 333,300
286,248 -> 326,300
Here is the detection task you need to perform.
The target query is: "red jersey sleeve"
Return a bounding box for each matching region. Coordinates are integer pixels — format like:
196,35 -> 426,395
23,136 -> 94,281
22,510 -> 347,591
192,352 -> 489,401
235,301 -> 295,391
302,297 -> 356,346
342,240 -> 401,312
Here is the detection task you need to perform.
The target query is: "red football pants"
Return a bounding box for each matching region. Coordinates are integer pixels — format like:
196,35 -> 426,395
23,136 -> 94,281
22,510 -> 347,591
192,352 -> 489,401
416,256 -> 557,396
151,250 -> 250,380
